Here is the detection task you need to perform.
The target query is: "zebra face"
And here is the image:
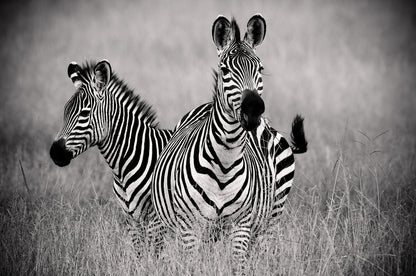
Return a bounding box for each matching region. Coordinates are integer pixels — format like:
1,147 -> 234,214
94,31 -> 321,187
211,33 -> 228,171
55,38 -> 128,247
50,60 -> 112,167
212,14 -> 266,131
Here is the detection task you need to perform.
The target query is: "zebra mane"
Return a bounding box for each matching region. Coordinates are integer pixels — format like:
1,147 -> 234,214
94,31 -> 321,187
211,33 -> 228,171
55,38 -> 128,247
110,77 -> 160,128
80,60 -> 160,128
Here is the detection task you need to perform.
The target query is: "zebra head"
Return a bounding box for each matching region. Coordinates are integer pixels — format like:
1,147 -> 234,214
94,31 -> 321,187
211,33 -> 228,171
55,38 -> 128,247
50,60 -> 112,167
212,14 -> 266,131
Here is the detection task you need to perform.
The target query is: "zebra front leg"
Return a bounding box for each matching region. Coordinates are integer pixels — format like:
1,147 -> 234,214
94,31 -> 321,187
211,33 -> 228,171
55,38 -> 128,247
126,217 -> 145,258
230,223 -> 252,275
179,228 -> 200,254
177,226 -> 202,275
146,215 -> 166,257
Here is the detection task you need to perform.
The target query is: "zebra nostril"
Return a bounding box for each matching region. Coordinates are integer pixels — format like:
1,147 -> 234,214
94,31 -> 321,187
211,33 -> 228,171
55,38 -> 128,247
50,138 -> 72,167
243,113 -> 249,122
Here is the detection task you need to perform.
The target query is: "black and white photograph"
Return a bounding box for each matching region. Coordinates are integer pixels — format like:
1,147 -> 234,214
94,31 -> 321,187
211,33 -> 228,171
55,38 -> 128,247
0,0 -> 415,275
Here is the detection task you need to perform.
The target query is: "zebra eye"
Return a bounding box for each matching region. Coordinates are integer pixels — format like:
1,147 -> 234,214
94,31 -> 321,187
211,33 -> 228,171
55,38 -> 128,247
78,87 -> 87,96
259,66 -> 264,73
79,109 -> 90,118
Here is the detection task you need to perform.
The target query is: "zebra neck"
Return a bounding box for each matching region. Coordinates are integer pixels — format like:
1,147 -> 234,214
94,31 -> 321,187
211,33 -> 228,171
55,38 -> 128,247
205,99 -> 247,170
97,99 -> 152,184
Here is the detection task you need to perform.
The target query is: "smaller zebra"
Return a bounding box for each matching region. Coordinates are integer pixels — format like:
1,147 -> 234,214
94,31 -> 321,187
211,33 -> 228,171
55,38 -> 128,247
49,60 -> 203,254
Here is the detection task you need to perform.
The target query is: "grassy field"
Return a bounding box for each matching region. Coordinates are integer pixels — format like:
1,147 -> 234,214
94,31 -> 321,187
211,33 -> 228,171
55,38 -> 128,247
1,0 -> 415,275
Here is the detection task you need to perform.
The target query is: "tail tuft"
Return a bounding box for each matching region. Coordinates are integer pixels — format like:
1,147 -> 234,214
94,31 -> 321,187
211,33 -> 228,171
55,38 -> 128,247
290,114 -> 308,154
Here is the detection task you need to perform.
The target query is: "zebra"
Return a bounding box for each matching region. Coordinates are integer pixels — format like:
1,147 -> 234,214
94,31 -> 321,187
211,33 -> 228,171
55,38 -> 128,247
49,60 -> 198,253
150,14 -> 307,271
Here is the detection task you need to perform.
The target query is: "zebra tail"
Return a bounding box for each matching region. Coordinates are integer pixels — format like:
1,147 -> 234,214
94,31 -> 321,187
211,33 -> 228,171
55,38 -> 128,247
290,114 -> 308,154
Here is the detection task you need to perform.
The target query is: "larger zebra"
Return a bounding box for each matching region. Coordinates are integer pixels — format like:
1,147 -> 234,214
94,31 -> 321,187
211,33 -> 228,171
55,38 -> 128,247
50,60 -> 201,252
150,15 -> 307,269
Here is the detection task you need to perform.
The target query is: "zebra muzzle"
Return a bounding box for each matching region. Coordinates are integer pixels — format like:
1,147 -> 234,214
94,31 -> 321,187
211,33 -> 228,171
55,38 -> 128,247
50,138 -> 73,167
240,89 -> 265,131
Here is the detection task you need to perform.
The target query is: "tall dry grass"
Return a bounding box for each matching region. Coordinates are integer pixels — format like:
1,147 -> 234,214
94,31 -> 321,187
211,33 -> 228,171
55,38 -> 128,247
1,0 -> 415,275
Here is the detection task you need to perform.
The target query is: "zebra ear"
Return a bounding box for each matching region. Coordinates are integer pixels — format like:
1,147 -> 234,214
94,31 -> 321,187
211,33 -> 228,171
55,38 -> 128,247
94,60 -> 112,90
244,14 -> 266,49
67,62 -> 83,89
212,15 -> 231,51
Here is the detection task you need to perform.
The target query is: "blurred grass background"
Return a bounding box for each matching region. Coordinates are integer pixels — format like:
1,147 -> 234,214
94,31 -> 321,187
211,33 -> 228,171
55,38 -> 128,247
0,0 -> 415,275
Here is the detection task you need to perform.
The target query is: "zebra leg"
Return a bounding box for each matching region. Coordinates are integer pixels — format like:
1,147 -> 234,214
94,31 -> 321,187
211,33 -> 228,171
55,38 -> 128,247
175,208 -> 201,255
177,226 -> 201,275
126,217 -> 145,258
229,223 -> 252,275
145,215 -> 166,257
179,228 -> 200,254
